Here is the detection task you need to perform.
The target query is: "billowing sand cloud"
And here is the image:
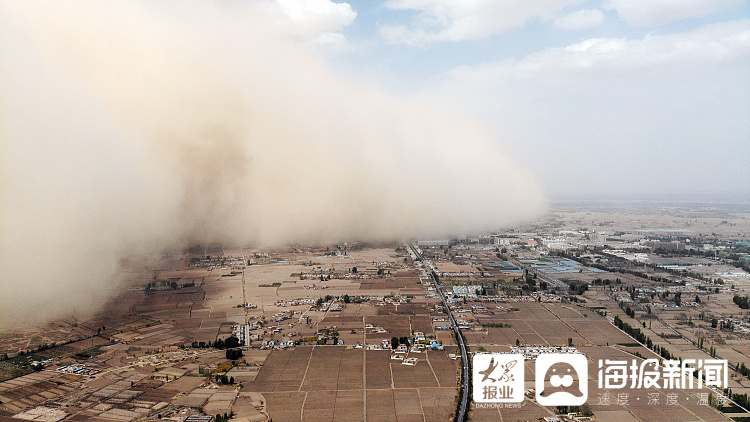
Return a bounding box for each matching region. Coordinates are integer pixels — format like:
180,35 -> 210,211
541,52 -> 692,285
0,0 -> 545,327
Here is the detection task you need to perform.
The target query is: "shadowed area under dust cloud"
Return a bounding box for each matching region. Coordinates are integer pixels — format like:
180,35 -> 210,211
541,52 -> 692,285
0,1 -> 546,328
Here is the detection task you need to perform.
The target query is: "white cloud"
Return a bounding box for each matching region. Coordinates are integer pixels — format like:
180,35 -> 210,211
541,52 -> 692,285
439,20 -> 750,196
271,0 -> 356,47
554,8 -> 605,31
604,0 -> 740,27
275,0 -> 356,35
451,20 -> 750,79
380,0 -> 583,46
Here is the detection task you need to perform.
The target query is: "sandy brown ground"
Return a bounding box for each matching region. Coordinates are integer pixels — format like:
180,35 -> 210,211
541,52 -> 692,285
243,345 -> 457,422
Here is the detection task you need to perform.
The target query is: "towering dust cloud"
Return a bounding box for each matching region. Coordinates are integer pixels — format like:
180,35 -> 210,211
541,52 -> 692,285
0,1 -> 546,327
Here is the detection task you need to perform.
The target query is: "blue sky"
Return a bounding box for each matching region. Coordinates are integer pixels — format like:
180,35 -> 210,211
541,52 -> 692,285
277,0 -> 750,198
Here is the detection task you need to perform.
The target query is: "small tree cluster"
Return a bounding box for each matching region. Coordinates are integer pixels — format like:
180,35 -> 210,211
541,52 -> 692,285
569,281 -> 588,295
214,336 -> 241,350
225,348 -> 243,360
215,411 -> 234,422
390,336 -> 410,349
624,307 -> 636,318
214,374 -> 235,385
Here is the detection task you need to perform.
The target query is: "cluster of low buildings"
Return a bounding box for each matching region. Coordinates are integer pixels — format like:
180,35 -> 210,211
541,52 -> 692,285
259,340 -> 296,350
272,298 -> 316,307
509,345 -> 580,360
188,255 -> 245,269
56,363 -> 98,376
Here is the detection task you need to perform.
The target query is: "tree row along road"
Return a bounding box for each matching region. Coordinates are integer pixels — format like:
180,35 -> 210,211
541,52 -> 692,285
408,243 -> 469,422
